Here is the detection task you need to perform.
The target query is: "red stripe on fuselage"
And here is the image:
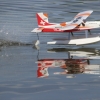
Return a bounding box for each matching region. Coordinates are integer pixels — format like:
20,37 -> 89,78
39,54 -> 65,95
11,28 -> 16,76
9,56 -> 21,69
42,28 -> 91,32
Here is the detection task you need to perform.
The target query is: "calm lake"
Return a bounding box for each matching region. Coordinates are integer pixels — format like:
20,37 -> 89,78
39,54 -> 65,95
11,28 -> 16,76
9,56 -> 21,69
0,0 -> 100,100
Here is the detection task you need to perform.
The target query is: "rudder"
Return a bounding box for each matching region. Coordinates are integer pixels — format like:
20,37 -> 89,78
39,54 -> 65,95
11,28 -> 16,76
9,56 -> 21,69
36,12 -> 53,26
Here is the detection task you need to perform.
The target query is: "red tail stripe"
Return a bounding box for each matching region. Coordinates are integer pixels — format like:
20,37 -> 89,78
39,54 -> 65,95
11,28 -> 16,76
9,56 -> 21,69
36,14 -> 54,26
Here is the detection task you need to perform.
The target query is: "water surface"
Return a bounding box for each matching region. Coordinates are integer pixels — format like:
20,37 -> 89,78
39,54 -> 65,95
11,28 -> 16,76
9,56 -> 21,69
0,0 -> 100,100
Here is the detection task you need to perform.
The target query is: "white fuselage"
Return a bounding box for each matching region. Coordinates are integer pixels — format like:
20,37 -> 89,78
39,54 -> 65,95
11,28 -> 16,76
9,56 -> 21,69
39,21 -> 100,29
85,21 -> 100,28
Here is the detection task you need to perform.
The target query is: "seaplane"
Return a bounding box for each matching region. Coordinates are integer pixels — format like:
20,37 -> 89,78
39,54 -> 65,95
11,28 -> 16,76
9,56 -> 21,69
31,10 -> 100,46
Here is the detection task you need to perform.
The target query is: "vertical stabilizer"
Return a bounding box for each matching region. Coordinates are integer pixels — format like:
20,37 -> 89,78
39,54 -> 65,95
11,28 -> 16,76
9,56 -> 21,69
36,12 -> 53,26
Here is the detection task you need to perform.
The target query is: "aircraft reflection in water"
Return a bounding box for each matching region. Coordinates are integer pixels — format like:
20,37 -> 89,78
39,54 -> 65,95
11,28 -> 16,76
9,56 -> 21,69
36,58 -> 100,78
37,48 -> 100,78
47,47 -> 100,59
36,48 -> 100,78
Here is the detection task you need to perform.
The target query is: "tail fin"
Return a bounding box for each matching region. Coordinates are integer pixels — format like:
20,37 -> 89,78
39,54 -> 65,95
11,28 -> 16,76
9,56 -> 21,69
36,12 -> 53,26
37,67 -> 49,78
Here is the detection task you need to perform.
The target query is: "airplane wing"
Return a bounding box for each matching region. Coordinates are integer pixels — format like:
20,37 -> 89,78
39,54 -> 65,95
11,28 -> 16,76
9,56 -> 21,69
60,10 -> 93,31
74,10 -> 93,20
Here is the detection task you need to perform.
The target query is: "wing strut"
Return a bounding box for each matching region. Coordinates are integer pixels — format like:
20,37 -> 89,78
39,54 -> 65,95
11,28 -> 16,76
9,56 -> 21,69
85,29 -> 92,38
85,30 -> 88,38
71,32 -> 74,36
68,32 -> 74,40
37,33 -> 39,40
35,33 -> 40,46
88,29 -> 91,35
68,32 -> 71,40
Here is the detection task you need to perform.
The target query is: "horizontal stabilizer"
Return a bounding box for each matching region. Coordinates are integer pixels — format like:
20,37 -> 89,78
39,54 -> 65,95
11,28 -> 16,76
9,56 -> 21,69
31,28 -> 43,32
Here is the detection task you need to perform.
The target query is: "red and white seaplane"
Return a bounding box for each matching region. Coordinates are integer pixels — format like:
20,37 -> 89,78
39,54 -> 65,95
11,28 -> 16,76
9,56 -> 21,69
31,10 -> 100,45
